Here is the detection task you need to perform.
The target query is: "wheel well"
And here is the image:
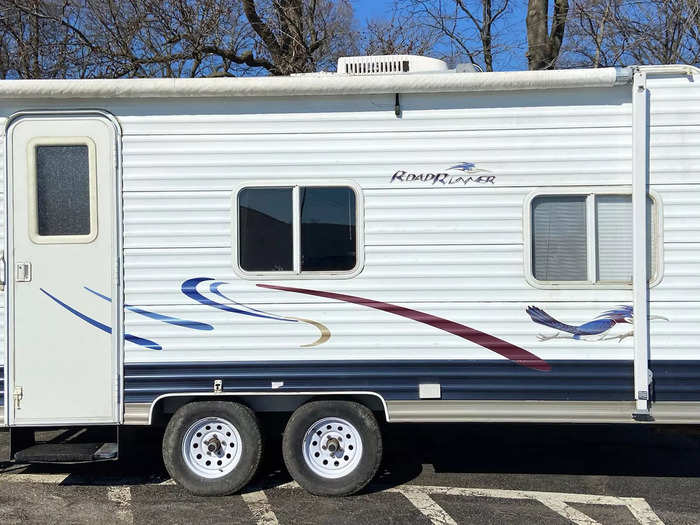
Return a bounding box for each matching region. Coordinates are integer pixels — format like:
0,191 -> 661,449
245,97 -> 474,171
150,393 -> 388,426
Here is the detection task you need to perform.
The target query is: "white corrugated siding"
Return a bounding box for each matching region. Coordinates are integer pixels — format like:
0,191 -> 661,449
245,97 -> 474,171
648,74 -> 700,361
113,79 -> 700,363
0,128 -> 5,371
122,300 -> 695,363
121,126 -> 634,191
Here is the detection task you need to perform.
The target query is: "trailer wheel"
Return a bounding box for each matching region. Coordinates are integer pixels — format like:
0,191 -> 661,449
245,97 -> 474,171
282,400 -> 382,496
162,400 -> 262,496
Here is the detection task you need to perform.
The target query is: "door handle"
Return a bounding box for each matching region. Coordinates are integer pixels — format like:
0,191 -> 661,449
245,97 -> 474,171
0,250 -> 4,291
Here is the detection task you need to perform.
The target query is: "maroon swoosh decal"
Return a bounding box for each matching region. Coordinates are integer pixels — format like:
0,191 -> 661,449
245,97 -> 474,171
257,284 -> 551,372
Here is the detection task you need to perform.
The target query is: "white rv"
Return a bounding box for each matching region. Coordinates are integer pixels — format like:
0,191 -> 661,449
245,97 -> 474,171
0,55 -> 698,496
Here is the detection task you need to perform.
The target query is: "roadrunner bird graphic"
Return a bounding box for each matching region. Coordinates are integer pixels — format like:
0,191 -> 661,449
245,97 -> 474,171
526,305 -> 669,342
448,162 -> 489,173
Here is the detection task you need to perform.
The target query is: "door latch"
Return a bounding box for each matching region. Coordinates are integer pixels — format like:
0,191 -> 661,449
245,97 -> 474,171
0,250 -> 5,292
15,262 -> 31,282
13,386 -> 23,410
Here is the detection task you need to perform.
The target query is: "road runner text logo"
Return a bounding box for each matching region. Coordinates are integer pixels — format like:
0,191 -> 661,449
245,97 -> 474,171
390,162 -> 494,185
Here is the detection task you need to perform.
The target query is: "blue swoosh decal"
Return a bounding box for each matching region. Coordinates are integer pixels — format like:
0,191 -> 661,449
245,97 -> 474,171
209,281 -> 278,316
182,277 -> 296,322
84,287 -> 213,331
40,288 -> 162,350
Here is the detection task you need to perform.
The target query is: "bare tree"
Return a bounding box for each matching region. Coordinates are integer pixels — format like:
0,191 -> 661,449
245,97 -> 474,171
0,0 -> 230,78
360,9 -> 441,56
102,0 -> 261,78
0,0 -> 357,78
526,0 -> 570,69
239,0 -> 355,74
401,0 -> 512,71
561,0 -> 700,67
0,0 -> 95,78
562,0 -> 624,67
610,0 -> 700,65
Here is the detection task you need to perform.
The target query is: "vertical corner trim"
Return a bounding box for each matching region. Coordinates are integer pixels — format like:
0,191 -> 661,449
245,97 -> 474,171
632,70 -> 651,412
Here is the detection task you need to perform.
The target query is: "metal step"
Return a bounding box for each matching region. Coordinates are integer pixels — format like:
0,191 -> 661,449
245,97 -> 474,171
14,442 -> 118,464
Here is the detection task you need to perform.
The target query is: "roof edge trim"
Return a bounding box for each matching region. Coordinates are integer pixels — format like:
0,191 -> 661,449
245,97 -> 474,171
0,67 -> 633,100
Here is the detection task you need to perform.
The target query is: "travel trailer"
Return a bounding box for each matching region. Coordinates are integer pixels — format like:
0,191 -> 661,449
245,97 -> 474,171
0,54 -> 698,496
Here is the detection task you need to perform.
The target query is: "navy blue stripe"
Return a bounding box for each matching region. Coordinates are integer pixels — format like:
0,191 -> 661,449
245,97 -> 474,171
123,360 -> 663,403
0,364 -> 3,408
652,361 -> 700,401
0,360 -> 696,411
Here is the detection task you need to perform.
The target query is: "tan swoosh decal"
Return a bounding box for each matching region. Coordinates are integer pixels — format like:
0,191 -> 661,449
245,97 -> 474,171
285,316 -> 331,347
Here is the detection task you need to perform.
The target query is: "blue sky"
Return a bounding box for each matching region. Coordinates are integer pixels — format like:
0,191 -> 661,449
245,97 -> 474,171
349,1 -> 531,71
352,0 -> 394,20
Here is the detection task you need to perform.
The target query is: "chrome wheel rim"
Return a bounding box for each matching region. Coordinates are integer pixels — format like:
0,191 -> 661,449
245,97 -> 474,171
182,416 -> 242,479
302,417 -> 363,479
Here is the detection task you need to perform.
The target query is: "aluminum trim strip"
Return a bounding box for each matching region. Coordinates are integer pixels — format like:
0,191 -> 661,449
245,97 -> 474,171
386,400 -> 700,424
123,403 -> 150,425
649,402 -> 700,424
126,399 -> 700,426
387,400 -> 637,423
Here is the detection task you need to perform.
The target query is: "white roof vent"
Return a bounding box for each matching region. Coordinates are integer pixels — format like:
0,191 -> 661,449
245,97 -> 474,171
337,55 -> 448,76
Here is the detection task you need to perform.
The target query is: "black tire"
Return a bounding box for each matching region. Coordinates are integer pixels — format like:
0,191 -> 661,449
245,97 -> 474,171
162,400 -> 262,496
282,400 -> 382,496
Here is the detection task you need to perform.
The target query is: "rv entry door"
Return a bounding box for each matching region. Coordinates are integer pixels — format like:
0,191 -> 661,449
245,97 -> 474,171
7,115 -> 119,425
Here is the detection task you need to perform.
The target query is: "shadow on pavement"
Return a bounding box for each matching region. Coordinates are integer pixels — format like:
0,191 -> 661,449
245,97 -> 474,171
378,422 -> 700,481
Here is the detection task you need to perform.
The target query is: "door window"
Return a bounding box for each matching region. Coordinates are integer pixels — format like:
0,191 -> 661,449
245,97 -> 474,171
29,138 -> 97,243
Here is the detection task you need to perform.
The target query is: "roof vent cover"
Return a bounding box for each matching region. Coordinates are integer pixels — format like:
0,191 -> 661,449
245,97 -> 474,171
337,55 -> 448,76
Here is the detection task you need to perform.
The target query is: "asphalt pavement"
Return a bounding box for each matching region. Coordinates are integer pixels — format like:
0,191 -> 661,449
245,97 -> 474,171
1,419 -> 699,524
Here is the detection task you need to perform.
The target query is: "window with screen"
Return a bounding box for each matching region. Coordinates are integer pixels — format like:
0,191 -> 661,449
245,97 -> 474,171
236,184 -> 360,276
532,195 -> 588,281
29,139 -> 97,243
529,192 -> 658,285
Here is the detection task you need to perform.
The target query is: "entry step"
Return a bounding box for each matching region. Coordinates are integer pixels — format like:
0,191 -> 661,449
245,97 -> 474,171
14,442 -> 118,463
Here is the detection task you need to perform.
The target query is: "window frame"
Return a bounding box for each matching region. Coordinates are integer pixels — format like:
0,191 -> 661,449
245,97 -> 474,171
27,136 -> 98,244
232,180 -> 364,280
523,186 -> 663,289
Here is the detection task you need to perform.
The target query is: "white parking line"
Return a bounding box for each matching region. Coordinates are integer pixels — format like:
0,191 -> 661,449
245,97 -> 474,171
157,478 -> 177,486
274,481 -> 300,490
241,489 -> 279,525
536,495 -> 601,525
0,472 -> 69,484
395,486 -> 457,525
379,486 -> 665,525
107,486 -> 134,525
272,481 -> 664,525
620,498 -> 666,525
0,472 -> 666,525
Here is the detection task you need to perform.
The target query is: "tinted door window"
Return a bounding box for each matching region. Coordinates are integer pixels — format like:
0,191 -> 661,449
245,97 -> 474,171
35,145 -> 91,236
